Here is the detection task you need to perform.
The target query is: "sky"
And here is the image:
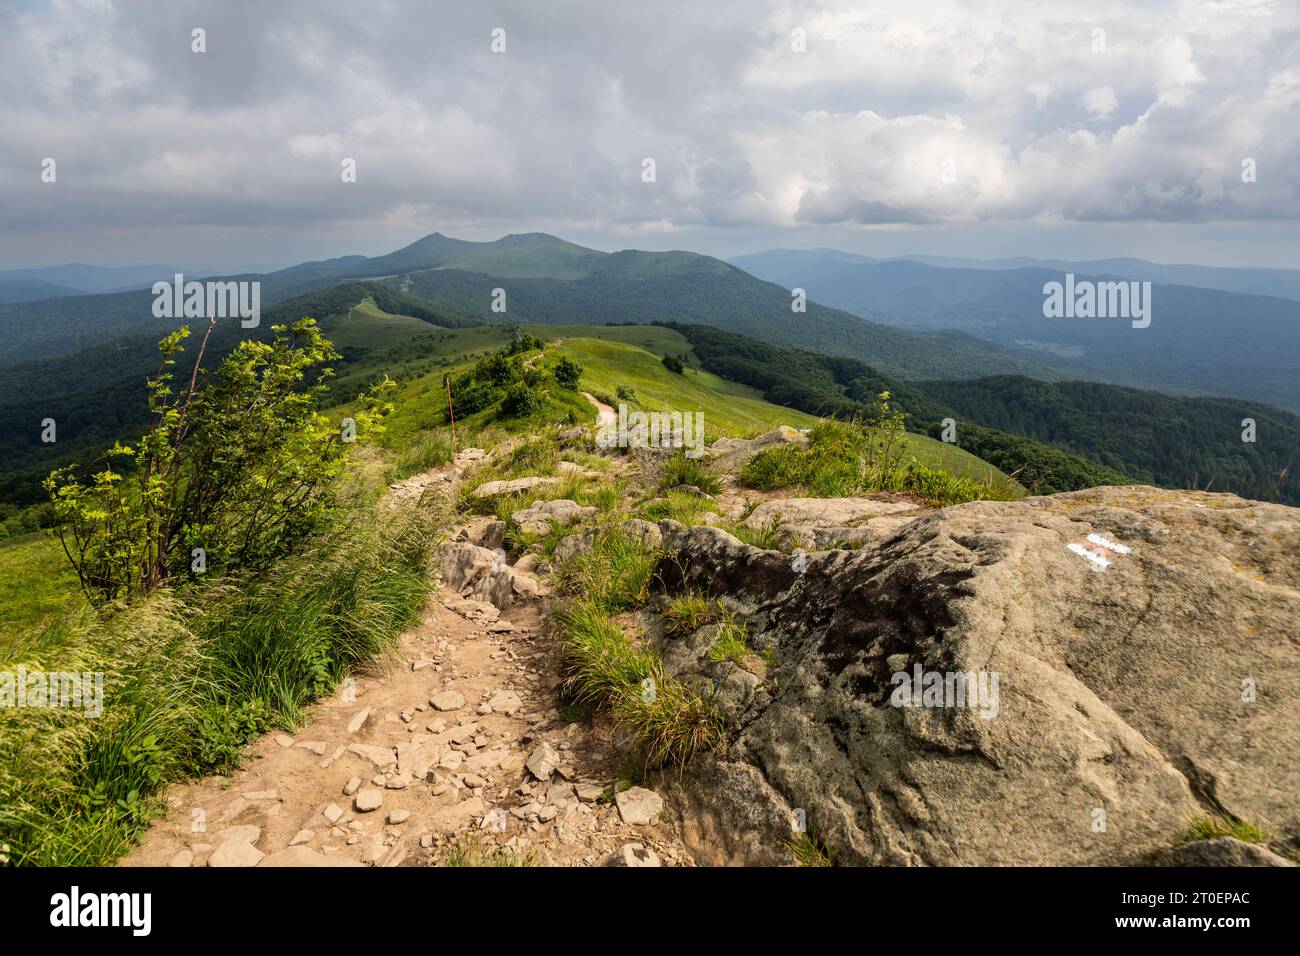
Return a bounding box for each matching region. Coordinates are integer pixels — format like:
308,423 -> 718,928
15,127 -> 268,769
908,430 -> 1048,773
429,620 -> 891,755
1,0 -> 1298,270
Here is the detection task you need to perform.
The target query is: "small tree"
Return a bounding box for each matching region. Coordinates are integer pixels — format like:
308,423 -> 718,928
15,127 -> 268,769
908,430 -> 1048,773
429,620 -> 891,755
662,354 -> 684,375
553,356 -> 583,390
46,318 -> 391,604
860,391 -> 907,480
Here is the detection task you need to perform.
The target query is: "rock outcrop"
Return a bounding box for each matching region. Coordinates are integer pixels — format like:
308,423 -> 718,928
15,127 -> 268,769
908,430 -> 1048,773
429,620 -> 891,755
656,486 -> 1300,866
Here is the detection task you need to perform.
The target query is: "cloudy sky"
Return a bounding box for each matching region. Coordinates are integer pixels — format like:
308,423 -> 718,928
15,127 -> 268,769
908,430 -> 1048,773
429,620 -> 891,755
1,0 -> 1297,269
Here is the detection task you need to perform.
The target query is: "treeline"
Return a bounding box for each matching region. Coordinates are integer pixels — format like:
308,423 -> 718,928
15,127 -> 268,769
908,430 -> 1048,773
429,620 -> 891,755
663,323 -> 1135,496
920,376 -> 1299,505
0,284 -> 468,512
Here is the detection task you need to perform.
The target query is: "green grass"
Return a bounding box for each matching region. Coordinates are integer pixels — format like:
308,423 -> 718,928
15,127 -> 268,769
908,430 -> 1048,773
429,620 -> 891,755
724,518 -> 787,551
1178,814 -> 1268,845
553,527 -> 659,612
0,496 -> 440,866
787,828 -> 836,867
553,337 -> 819,438
0,533 -> 86,636
661,592 -> 719,637
741,418 -> 1021,505
659,453 -> 723,496
707,610 -> 751,666
637,491 -> 713,526
386,429 -> 455,482
554,601 -> 723,767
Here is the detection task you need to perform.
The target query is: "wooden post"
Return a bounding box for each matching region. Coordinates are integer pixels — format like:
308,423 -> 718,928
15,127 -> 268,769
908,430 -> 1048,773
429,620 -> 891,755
446,375 -> 457,452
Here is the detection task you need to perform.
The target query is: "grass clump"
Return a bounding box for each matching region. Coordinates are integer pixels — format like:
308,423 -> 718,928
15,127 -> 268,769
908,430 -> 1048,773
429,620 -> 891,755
707,610 -> 751,666
553,527 -> 659,612
787,827 -> 836,867
661,592 -> 719,637
659,453 -> 723,496
385,429 -> 454,482
639,490 -> 711,526
723,517 -> 786,551
554,601 -> 723,767
1179,814 -> 1269,845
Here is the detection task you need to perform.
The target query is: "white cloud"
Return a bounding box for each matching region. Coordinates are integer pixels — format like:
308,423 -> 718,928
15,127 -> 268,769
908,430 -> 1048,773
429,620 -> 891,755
0,0 -> 1296,264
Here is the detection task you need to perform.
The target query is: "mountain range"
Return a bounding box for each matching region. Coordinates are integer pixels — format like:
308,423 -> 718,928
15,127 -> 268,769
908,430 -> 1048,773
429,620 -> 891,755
1,231 -> 1295,509
729,249 -> 1300,412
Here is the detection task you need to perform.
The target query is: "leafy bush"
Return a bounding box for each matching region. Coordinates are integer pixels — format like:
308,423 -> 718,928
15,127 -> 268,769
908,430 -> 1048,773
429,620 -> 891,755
44,319 -> 390,604
501,381 -> 542,418
661,354 -> 684,375
553,356 -> 583,390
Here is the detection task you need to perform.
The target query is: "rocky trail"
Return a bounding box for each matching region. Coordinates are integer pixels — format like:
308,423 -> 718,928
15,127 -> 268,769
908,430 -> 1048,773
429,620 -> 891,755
122,446 -> 689,868
119,417 -> 1300,868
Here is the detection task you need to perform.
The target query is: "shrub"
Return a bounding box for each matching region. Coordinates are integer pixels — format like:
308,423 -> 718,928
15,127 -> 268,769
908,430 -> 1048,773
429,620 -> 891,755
553,357 -> 583,390
661,354 -> 684,375
500,381 -> 541,418
44,319 -> 390,604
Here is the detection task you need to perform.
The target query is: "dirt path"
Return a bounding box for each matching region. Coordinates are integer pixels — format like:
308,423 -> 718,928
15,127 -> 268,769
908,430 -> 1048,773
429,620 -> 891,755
583,391 -> 617,433
121,450 -> 690,868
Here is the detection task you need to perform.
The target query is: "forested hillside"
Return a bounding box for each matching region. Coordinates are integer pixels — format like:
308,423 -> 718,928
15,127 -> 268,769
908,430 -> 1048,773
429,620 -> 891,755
666,323 -> 1298,504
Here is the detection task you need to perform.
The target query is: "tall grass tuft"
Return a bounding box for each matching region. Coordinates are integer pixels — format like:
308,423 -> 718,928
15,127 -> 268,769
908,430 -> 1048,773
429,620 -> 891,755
0,498 -> 439,866
553,601 -> 723,767
386,430 -> 454,482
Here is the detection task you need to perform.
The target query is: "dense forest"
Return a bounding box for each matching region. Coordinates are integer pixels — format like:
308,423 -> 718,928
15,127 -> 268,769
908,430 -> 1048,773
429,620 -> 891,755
920,376 -> 1299,504
661,323 -> 1164,497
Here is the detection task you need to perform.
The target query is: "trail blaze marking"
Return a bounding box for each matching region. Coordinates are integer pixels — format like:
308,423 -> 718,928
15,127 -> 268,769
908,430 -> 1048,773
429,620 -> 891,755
1067,533 -> 1132,572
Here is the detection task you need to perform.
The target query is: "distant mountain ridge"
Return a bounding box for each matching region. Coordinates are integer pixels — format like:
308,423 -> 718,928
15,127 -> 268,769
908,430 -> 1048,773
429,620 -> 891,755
729,249 -> 1300,411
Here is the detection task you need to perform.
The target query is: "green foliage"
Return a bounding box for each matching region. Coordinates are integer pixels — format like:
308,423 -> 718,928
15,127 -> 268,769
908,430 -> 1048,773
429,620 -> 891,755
661,592 -> 719,637
386,430 -> 455,482
659,453 -> 723,496
553,356 -> 583,390
787,827 -> 836,867
726,518 -> 787,551
44,319 -> 389,604
0,499 -> 436,866
1179,815 -> 1268,845
708,610 -> 751,666
661,354 -> 685,375
553,601 -> 723,767
554,527 -> 659,612
501,381 -> 541,418
741,417 -> 1015,506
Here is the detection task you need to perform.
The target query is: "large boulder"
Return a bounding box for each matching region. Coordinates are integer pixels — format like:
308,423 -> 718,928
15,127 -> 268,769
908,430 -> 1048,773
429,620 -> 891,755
472,476 -> 557,499
744,496 -> 921,551
658,486 -> 1300,866
438,543 -> 542,610
510,499 -> 598,535
707,426 -> 807,473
